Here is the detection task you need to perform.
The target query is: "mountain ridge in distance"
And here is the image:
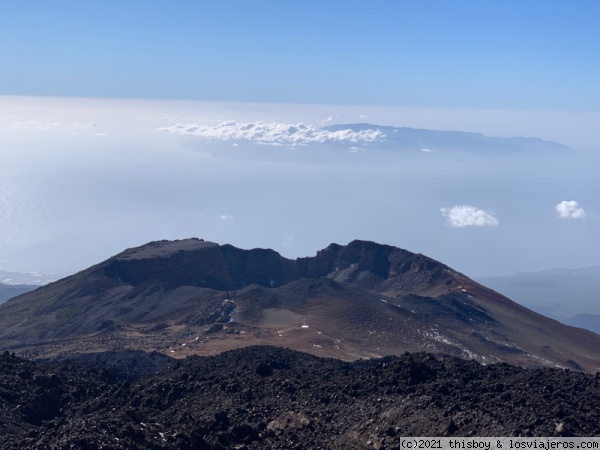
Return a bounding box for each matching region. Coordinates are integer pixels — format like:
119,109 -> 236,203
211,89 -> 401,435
477,266 -> 600,319
0,282 -> 38,305
562,314 -> 600,335
210,123 -> 575,163
1,238 -> 599,372
0,269 -> 72,286
323,123 -> 574,155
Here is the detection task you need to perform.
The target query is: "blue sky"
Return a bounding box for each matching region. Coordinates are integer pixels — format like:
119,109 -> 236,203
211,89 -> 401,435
2,1 -> 599,109
1,2 -> 599,279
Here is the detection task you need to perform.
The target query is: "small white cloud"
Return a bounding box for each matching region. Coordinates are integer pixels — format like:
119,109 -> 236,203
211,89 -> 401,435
420,148 -> 433,153
359,115 -> 368,119
232,143 -> 239,147
71,121 -> 97,130
555,200 -> 586,219
159,120 -> 384,146
12,120 -> 104,137
220,214 -> 233,220
282,234 -> 295,248
324,116 -> 333,123
13,121 -> 65,130
441,205 -> 499,228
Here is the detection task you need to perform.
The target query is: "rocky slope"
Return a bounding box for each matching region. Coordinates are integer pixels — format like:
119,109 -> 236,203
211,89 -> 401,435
1,346 -> 599,449
1,239 -> 599,372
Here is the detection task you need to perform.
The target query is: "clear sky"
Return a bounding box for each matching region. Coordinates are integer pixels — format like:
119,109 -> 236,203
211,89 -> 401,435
0,2 -> 599,280
1,1 -> 599,110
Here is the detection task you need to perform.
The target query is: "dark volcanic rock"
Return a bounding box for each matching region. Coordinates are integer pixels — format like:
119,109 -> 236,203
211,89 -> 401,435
102,238 -> 450,293
1,346 -> 600,449
105,240 -> 298,290
40,350 -> 181,381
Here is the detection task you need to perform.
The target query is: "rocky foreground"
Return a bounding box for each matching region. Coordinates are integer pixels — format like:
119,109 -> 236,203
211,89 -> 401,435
1,346 -> 599,450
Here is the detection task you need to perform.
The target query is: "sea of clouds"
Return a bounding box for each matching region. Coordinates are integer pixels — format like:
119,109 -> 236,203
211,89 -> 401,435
0,97 -> 597,277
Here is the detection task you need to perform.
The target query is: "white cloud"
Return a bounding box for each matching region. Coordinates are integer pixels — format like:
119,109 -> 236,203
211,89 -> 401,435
282,234 -> 295,249
159,120 -> 384,146
13,121 -> 65,130
12,120 -> 99,132
555,200 -> 586,219
220,214 -> 233,220
72,121 -> 97,130
441,205 -> 499,228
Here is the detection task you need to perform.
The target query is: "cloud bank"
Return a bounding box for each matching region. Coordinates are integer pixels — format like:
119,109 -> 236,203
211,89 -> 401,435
555,200 -> 586,219
441,205 -> 499,228
159,121 -> 384,146
13,121 -> 98,131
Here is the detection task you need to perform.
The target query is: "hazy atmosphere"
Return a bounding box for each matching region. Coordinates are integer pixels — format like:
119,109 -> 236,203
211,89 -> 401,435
4,4 -> 600,448
1,1 -> 599,278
